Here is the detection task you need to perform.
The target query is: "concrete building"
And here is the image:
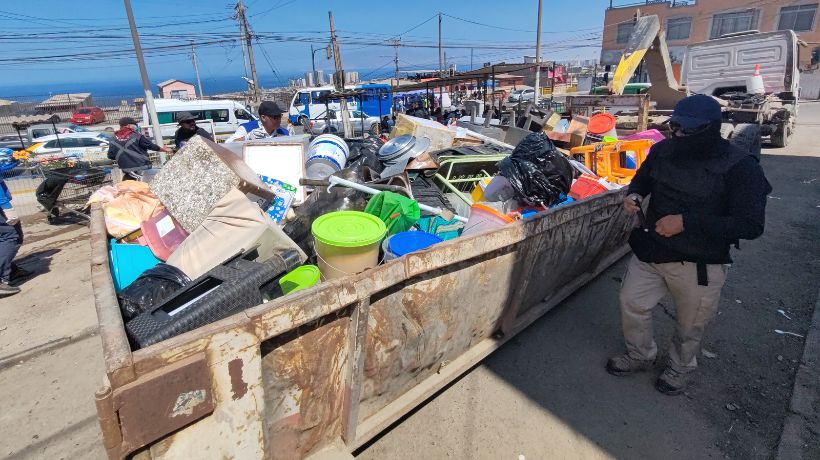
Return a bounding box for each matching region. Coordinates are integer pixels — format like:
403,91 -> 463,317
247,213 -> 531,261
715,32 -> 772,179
601,0 -> 820,70
157,79 -> 197,99
305,71 -> 315,87
315,70 -> 324,86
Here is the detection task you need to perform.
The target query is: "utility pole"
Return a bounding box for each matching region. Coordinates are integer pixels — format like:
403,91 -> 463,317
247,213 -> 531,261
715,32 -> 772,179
470,48 -> 473,71
391,39 -> 400,80
235,1 -> 260,104
533,0 -> 543,105
328,11 -> 352,137
124,0 -> 164,162
191,41 -> 204,99
438,13 -> 443,76
235,3 -> 250,96
311,44 -> 317,81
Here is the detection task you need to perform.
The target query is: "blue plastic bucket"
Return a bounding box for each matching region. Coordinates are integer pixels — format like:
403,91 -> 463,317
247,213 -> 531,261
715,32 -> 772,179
386,231 -> 443,259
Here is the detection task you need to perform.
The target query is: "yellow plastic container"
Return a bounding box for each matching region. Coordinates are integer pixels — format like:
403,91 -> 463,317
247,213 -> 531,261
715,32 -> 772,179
570,139 -> 653,185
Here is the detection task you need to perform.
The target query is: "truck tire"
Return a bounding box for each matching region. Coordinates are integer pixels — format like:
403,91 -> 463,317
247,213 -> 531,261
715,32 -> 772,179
769,121 -> 792,148
728,123 -> 762,160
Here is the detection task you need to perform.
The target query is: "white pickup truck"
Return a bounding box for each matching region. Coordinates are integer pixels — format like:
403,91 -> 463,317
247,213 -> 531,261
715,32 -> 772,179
681,30 -> 799,148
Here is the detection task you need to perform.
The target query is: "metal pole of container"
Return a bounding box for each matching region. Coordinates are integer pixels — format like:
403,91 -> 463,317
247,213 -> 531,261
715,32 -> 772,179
311,44 -> 317,80
533,0 -> 543,105
124,0 -> 165,162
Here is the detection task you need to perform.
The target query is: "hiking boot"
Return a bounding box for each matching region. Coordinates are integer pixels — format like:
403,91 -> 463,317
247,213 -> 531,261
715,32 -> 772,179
10,265 -> 34,285
0,282 -> 21,296
655,367 -> 690,396
606,353 -> 655,376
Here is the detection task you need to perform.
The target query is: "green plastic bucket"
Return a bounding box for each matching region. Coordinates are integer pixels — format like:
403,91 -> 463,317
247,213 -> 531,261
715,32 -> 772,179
311,211 -> 387,280
279,265 -> 321,295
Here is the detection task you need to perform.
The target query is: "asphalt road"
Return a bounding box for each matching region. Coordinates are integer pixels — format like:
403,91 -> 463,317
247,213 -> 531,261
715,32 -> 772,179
358,105 -> 820,460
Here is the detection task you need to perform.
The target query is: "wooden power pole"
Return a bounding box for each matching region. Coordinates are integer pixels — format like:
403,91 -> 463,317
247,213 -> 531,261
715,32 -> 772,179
235,1 -> 260,103
329,11 -> 352,137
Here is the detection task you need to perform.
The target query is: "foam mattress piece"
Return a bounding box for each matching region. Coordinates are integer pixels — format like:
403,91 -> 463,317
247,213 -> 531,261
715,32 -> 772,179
167,188 -> 306,280
149,135 -> 275,233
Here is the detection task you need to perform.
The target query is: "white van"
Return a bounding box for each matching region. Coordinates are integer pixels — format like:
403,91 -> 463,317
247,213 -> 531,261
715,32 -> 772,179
141,99 -> 256,141
288,85 -> 357,125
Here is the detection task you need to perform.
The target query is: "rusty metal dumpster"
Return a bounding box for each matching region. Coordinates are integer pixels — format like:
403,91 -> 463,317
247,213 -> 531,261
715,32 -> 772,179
90,188 -> 632,459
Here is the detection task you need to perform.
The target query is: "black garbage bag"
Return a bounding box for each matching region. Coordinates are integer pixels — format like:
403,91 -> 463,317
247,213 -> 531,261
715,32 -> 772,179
118,263 -> 190,321
498,132 -> 573,206
35,176 -> 67,212
345,137 -> 384,173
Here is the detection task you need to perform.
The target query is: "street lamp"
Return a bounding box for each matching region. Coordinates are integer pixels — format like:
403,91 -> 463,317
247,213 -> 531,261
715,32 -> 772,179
311,44 -> 332,83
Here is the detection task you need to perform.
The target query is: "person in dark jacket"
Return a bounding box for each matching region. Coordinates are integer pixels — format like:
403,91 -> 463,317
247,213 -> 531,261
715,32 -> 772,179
606,95 -> 772,395
173,112 -> 213,149
107,117 -> 171,180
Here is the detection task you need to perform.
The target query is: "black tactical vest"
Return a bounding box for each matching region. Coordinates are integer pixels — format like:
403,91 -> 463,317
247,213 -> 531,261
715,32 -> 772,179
645,139 -> 750,264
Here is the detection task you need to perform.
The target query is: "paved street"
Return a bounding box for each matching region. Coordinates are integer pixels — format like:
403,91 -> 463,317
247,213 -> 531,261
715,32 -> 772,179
0,106 -> 817,459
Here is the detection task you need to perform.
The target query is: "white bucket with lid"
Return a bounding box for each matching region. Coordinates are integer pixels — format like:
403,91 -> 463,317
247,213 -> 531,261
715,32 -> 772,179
306,134 -> 349,180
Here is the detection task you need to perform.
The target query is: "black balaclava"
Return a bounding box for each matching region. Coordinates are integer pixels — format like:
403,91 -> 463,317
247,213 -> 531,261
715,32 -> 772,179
669,121 -> 723,160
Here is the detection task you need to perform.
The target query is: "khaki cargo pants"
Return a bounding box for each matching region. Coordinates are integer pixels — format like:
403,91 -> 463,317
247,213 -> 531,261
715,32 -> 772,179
619,255 -> 728,373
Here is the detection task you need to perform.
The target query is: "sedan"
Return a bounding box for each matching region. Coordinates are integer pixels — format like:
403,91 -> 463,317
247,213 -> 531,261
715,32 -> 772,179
21,132 -> 110,162
69,106 -> 106,125
508,88 -> 535,103
309,110 -> 381,135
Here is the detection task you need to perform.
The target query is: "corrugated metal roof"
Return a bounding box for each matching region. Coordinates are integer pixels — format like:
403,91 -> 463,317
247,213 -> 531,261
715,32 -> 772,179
36,93 -> 91,108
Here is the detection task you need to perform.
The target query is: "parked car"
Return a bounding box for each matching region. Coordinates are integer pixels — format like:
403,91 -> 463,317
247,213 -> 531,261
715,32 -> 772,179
27,123 -> 91,141
20,132 -> 110,162
309,109 -> 381,135
0,133 -> 28,150
508,88 -> 535,103
70,106 -> 106,125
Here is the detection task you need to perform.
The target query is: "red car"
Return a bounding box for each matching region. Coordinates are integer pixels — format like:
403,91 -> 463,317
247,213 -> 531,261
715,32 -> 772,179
69,106 -> 106,125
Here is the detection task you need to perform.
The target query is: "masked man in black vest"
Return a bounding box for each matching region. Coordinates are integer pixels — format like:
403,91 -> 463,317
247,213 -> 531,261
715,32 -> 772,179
606,95 -> 772,395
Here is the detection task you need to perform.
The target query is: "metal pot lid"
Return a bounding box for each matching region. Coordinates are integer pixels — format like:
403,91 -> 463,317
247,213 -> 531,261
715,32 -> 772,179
379,134 -> 416,159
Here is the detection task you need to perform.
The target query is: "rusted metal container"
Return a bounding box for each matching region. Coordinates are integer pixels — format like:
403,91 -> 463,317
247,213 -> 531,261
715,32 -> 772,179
90,188 -> 632,459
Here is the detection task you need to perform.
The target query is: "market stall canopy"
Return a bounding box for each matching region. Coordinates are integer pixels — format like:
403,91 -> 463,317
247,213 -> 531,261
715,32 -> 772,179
392,63 -> 548,92
10,114 -> 61,130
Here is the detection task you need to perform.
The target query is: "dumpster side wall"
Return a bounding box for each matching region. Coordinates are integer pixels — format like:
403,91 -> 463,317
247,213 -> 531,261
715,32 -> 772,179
91,190 -> 632,459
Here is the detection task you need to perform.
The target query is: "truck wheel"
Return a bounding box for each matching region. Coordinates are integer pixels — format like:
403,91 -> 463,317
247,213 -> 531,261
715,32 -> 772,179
769,121 -> 792,148
728,123 -> 762,160
369,123 -> 381,135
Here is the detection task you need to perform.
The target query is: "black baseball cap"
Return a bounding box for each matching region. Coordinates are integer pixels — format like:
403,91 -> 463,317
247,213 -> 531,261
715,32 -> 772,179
258,101 -> 285,117
669,94 -> 722,130
119,116 -> 137,126
177,112 -> 196,123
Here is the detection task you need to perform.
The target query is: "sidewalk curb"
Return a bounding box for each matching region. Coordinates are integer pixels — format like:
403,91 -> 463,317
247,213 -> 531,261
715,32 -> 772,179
776,288 -> 820,459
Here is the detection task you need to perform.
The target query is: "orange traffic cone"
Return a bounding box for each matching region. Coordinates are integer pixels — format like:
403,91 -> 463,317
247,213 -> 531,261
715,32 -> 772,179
748,63 -> 765,95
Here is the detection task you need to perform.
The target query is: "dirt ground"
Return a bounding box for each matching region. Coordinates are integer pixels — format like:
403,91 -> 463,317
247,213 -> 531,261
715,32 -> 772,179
0,106 -> 817,459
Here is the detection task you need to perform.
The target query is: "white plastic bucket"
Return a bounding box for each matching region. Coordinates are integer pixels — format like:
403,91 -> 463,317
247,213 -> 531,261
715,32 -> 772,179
306,134 -> 348,180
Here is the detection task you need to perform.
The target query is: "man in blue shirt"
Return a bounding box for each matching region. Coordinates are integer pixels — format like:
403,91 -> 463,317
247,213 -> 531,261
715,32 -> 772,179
226,101 -> 289,142
0,149 -> 29,295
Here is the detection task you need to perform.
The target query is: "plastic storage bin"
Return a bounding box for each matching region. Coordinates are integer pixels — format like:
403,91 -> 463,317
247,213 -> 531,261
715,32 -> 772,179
109,240 -> 161,292
461,204 -> 515,237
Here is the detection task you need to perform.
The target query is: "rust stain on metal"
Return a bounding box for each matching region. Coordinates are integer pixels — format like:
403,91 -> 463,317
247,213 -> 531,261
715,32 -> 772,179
262,316 -> 349,459
228,358 -> 248,400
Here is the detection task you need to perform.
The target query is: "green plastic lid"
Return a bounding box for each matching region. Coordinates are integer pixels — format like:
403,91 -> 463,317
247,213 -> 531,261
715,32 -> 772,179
312,211 -> 387,247
279,265 -> 321,295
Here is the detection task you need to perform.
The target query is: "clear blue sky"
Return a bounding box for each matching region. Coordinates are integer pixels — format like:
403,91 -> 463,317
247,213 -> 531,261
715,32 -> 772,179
0,0 -> 611,96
